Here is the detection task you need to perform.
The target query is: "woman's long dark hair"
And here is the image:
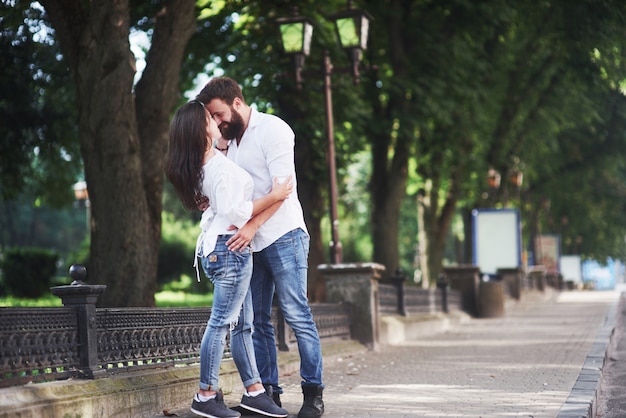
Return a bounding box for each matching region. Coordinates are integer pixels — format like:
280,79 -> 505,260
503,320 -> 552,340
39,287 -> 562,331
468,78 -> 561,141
165,101 -> 208,211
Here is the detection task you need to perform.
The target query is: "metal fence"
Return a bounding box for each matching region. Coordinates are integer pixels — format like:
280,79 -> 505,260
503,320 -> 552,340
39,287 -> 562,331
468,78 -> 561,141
379,282 -> 462,316
1,273 -> 460,389
0,302 -> 351,388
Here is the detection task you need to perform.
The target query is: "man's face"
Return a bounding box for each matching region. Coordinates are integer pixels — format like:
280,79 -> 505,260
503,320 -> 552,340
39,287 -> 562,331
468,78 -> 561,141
207,98 -> 245,140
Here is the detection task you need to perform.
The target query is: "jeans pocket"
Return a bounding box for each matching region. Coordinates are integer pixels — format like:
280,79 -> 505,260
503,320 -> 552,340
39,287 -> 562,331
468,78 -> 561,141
202,250 -> 229,283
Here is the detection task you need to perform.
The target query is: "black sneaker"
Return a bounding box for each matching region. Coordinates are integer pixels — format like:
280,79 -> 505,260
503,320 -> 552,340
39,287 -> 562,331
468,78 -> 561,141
240,391 -> 289,418
191,391 -> 241,418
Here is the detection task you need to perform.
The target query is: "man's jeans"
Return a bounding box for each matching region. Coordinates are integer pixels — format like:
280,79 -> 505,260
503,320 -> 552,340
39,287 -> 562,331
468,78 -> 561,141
251,228 -> 323,392
199,235 -> 261,390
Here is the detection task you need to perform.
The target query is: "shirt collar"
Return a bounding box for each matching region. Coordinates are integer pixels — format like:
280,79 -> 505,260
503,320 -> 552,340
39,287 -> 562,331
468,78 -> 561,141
247,108 -> 260,130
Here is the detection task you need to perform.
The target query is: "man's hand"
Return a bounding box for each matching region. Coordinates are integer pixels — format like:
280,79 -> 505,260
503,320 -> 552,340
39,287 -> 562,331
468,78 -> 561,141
227,222 -> 258,251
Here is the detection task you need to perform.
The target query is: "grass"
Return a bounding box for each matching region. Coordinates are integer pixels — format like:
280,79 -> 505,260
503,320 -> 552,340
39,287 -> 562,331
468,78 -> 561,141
0,294 -> 63,307
1,274 -> 213,307
155,290 -> 212,307
0,290 -> 212,308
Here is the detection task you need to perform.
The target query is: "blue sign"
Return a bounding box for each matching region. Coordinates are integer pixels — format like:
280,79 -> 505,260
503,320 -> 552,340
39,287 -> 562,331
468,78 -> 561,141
581,259 -> 624,290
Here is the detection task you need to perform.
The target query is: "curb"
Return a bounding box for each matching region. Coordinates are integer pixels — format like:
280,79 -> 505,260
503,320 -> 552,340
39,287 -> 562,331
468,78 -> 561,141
557,294 -> 620,418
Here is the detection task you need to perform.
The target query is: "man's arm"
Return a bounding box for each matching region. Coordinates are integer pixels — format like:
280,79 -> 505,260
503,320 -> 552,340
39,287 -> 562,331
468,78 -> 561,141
226,200 -> 283,251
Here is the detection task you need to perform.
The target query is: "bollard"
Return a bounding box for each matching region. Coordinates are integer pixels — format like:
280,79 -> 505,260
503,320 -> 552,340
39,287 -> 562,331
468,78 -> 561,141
436,274 -> 449,313
392,268 -> 407,316
50,264 -> 107,379
443,266 -> 480,316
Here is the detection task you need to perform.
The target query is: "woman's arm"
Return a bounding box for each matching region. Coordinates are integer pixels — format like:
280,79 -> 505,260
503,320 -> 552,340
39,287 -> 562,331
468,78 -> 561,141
250,176 -> 292,216
223,176 -> 292,252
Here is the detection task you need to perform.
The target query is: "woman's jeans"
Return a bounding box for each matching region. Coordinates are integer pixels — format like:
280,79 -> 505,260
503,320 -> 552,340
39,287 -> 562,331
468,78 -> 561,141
251,228 -> 323,392
199,235 -> 261,390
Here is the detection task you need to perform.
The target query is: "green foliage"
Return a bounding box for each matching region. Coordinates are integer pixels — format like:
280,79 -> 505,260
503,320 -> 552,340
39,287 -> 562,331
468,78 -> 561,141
341,150 -> 373,262
0,293 -> 62,307
0,197 -> 89,269
0,2 -> 81,206
7,0 -> 626,296
156,274 -> 213,307
155,289 -> 212,308
0,247 -> 59,298
158,212 -> 213,293
158,212 -> 197,284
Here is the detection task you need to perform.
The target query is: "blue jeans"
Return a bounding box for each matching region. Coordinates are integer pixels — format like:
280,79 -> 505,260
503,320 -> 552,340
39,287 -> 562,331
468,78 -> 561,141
251,228 -> 323,392
199,235 -> 261,390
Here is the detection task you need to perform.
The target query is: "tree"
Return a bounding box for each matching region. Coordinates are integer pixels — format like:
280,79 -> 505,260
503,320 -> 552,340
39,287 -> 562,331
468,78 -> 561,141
11,0 -> 626,305
39,0 -> 197,306
0,3 -> 82,252
363,0 -> 626,284
180,0 -> 369,301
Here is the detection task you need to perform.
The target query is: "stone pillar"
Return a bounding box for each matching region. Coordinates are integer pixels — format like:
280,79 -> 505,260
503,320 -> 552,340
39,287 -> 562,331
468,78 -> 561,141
51,265 -> 107,379
318,262 -> 385,351
497,267 -> 523,301
443,265 -> 480,317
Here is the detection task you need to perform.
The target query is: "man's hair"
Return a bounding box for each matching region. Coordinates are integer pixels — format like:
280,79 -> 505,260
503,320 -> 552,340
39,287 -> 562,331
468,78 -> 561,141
196,77 -> 245,106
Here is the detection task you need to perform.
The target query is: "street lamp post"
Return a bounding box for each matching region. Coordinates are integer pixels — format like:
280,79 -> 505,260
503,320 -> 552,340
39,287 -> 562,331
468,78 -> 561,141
321,51 -> 342,264
277,3 -> 372,264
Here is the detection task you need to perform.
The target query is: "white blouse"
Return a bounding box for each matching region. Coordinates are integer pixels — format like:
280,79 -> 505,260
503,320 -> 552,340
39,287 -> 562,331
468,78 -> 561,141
193,152 -> 254,279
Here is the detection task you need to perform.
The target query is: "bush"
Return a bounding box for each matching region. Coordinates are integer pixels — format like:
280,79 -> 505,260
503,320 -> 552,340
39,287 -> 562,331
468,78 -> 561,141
158,238 -> 192,285
0,247 -> 59,298
159,212 -> 215,294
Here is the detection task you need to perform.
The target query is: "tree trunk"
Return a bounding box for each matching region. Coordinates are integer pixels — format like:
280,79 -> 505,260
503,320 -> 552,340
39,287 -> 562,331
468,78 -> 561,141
416,193 -> 430,288
419,126 -> 469,286
41,0 -> 196,306
422,188 -> 459,286
370,132 -> 409,280
295,131 -> 327,302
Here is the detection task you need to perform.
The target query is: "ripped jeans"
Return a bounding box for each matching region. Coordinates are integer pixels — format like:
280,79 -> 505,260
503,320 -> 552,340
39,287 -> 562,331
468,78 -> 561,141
199,235 -> 261,390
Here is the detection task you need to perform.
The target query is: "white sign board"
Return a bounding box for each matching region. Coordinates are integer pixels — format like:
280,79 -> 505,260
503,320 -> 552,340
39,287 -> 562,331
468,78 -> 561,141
559,255 -> 582,284
472,208 -> 522,275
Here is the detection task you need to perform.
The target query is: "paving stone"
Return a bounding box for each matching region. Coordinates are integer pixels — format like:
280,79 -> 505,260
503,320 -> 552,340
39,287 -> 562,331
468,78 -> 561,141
158,289 -> 624,418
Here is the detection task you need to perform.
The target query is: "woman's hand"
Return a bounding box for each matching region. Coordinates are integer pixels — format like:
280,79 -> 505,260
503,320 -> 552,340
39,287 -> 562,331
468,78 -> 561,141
271,175 -> 293,201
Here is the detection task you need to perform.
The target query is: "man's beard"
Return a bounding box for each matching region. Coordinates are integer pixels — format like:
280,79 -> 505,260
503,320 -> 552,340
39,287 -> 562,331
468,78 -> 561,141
219,107 -> 245,140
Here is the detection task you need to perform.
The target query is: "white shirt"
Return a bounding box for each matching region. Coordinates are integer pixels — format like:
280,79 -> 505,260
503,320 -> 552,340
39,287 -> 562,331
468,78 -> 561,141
194,152 -> 254,260
226,108 -> 308,251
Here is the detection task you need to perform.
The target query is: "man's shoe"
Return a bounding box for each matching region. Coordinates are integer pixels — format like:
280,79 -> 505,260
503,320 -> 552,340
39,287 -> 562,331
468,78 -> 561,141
191,391 -> 241,418
263,384 -> 282,407
298,385 -> 324,418
240,391 -> 289,418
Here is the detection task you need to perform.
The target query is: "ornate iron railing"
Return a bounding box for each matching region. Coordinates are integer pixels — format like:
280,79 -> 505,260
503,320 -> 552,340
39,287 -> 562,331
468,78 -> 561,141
0,307 -> 79,386
96,307 -> 210,374
1,265 -> 461,389
0,301 -> 351,388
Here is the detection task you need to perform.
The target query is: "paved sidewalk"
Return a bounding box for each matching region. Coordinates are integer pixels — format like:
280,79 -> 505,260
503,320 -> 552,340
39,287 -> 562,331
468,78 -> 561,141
160,289 -> 622,418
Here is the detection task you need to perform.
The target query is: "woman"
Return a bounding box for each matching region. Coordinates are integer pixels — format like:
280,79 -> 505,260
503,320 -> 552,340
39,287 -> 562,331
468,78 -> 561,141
165,100 -> 290,418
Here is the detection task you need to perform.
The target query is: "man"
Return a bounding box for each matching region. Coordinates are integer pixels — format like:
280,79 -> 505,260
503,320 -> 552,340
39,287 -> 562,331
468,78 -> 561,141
197,77 -> 324,418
